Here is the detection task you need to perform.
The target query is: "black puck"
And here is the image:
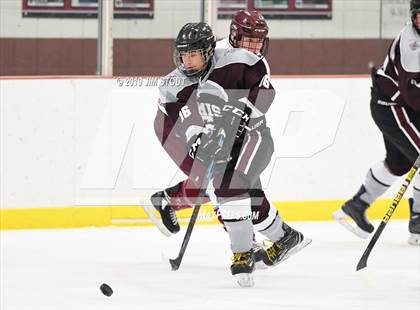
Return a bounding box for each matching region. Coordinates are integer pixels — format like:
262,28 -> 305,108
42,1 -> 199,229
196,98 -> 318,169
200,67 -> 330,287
100,283 -> 113,297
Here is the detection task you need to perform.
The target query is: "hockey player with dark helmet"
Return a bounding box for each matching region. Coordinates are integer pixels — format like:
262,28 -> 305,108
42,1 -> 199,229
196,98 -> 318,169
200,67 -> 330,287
229,10 -> 269,56
411,0 -> 420,35
173,22 -> 216,78
149,20 -> 311,286
334,0 -> 420,245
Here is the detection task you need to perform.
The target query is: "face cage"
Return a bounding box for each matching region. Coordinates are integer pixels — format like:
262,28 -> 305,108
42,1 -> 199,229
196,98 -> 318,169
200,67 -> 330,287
173,46 -> 213,78
230,34 -> 269,57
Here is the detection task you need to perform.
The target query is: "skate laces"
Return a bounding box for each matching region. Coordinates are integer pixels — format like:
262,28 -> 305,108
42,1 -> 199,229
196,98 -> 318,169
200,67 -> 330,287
265,226 -> 297,263
168,208 -> 178,225
265,242 -> 285,263
161,190 -> 178,225
232,252 -> 251,266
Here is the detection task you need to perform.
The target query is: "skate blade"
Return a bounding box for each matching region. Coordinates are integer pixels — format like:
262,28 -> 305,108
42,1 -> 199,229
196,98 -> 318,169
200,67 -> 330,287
280,237 -> 312,264
142,205 -> 172,237
333,210 -> 370,239
255,260 -> 268,270
408,233 -> 420,246
234,273 -> 254,287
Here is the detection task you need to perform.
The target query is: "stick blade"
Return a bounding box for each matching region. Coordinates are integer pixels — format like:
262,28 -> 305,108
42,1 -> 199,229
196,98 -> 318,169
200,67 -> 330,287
169,257 -> 181,271
356,256 -> 367,271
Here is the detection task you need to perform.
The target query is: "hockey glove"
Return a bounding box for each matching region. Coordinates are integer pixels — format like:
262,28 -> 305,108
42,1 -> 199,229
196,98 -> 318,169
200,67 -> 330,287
187,131 -> 231,166
217,101 -> 251,139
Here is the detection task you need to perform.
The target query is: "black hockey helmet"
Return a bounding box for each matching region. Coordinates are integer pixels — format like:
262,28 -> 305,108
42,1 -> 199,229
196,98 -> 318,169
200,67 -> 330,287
173,22 -> 216,78
411,0 -> 420,34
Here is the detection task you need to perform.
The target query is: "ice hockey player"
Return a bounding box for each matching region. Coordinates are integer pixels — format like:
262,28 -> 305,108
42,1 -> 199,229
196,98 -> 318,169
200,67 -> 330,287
333,0 -> 420,246
148,22 -> 311,286
149,10 -> 274,265
216,9 -> 269,57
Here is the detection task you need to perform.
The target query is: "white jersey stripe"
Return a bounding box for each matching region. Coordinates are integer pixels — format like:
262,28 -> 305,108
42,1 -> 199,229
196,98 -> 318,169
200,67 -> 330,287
402,107 -> 420,140
391,106 -> 420,153
391,90 -> 400,101
235,134 -> 251,171
244,131 -> 262,175
262,57 -> 271,79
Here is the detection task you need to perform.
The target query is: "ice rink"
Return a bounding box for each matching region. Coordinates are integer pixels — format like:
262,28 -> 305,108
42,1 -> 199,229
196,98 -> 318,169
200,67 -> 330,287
1,221 -> 419,310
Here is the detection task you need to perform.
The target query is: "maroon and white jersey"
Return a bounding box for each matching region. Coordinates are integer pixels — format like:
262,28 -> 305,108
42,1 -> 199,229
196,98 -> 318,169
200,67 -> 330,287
216,38 -> 231,49
376,22 -> 420,110
157,47 -> 275,144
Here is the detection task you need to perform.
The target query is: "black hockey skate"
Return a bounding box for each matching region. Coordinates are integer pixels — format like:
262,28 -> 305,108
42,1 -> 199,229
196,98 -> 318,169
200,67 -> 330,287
252,241 -> 268,270
408,198 -> 420,246
231,250 -> 255,287
143,185 -> 181,237
262,223 -> 311,266
333,186 -> 374,239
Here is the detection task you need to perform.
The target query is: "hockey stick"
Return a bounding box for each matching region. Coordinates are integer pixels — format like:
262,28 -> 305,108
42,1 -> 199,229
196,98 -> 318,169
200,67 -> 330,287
356,155 -> 420,271
169,128 -> 226,271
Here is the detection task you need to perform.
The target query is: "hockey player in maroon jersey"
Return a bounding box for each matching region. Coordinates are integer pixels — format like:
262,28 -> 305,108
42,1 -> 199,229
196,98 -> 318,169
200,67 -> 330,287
334,0 -> 420,246
148,10 -> 284,262
147,21 -> 311,286
148,10 -> 272,242
146,10 -> 282,274
216,9 -> 269,57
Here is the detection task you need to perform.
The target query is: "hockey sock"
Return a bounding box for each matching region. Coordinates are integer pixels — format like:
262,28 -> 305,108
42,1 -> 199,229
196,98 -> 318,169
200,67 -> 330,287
218,197 -> 253,253
257,212 -> 284,242
359,161 -> 399,204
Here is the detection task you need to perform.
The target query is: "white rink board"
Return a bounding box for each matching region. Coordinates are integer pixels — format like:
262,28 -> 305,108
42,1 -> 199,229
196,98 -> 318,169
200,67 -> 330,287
1,77 -> 399,209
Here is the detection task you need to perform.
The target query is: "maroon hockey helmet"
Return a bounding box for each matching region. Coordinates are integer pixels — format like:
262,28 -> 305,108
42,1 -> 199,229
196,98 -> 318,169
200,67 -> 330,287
411,0 -> 420,34
229,10 -> 269,56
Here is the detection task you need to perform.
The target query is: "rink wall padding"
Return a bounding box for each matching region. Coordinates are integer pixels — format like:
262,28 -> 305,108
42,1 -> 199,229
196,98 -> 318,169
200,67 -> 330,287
0,200 -> 410,230
0,38 -> 392,76
0,76 -> 414,230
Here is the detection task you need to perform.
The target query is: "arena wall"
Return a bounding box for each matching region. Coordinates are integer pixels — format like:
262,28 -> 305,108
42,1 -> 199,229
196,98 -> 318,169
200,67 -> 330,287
0,76 -> 410,229
0,0 -> 410,75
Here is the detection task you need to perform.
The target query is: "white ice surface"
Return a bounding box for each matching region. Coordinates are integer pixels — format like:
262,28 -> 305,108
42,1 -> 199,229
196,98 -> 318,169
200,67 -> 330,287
1,221 -> 419,310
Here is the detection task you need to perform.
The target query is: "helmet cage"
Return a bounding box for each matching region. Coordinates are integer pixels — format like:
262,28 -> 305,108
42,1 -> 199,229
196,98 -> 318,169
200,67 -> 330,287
231,31 -> 269,57
173,45 -> 214,78
173,23 -> 216,78
229,10 -> 269,56
411,0 -> 420,34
